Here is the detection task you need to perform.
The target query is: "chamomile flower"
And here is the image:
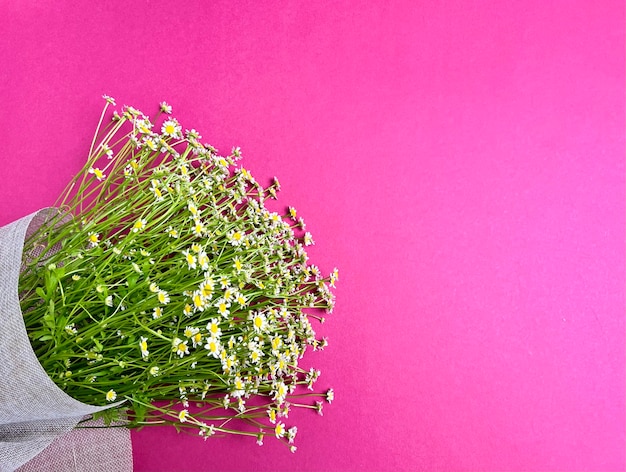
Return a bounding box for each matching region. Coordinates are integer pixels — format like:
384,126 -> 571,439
215,298 -> 230,318
204,336 -> 222,359
157,290 -> 170,304
183,303 -> 193,317
191,330 -> 203,348
149,282 -> 160,293
150,183 -> 164,200
64,324 -> 77,335
227,229 -> 245,246
250,311 -> 267,333
274,422 -> 286,438
184,326 -> 199,339
326,388 -> 334,404
187,202 -> 200,217
197,251 -> 210,270
139,337 -> 149,360
132,219 -> 147,233
183,249 -> 197,270
102,94 -> 116,105
231,376 -> 245,398
199,279 -> 214,299
236,293 -> 248,307
88,232 -> 100,247
330,267 -> 339,288
304,232 -> 314,246
89,167 -> 106,181
192,219 -> 205,237
152,306 -> 163,319
206,318 -> 221,338
178,409 -> 189,423
161,118 -> 182,138
287,426 -> 298,444
106,389 -> 117,402
192,290 -> 206,312
273,381 -> 288,405
232,257 -> 243,273
173,338 -> 189,358
160,101 -> 172,114
105,295 -> 113,307
167,226 -> 179,238
149,366 -> 160,377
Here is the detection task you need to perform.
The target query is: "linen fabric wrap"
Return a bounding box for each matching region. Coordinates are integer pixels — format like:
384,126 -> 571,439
0,209 -> 132,472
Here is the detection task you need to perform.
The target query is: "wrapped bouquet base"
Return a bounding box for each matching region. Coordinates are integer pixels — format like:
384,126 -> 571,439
0,210 -> 130,472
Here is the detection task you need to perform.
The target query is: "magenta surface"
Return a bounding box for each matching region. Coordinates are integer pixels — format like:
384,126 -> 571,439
1,1 -> 624,471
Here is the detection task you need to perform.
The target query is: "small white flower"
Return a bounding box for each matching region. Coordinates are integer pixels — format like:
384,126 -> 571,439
161,118 -> 182,138
173,338 -> 189,358
157,290 -> 170,304
106,389 -> 117,402
88,167 -> 106,181
88,232 -> 100,247
160,101 -> 172,114
139,337 -> 149,360
132,219 -> 147,233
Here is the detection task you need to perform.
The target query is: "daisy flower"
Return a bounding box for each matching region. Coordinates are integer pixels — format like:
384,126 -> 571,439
132,218 -> 147,233
204,336 -> 222,359
88,167 -> 106,181
227,229 -> 245,246
178,409 -> 188,423
250,311 -> 267,333
161,118 -> 182,138
139,337 -> 149,360
149,366 -> 160,377
173,338 -> 189,358
288,206 -> 297,220
304,232 -> 314,246
206,318 -> 221,338
192,290 -> 206,312
183,249 -> 197,270
183,326 -> 199,338
215,298 -> 230,318
287,426 -> 298,444
192,219 -> 205,237
199,279 -> 214,299
106,389 -> 117,402
274,422 -> 285,439
326,388 -> 334,404
198,251 -> 210,270
102,94 -> 116,105
183,303 -> 193,317
88,232 -> 100,247
160,101 -> 172,114
152,306 -> 163,319
157,290 -> 170,304
167,226 -> 179,238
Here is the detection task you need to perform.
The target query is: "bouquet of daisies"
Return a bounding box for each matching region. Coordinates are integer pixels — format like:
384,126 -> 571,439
0,96 -> 337,470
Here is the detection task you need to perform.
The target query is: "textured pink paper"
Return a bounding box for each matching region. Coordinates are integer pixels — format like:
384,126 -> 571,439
0,1 -> 623,471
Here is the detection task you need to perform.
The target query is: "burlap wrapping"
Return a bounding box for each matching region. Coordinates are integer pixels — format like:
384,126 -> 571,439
0,210 -> 132,472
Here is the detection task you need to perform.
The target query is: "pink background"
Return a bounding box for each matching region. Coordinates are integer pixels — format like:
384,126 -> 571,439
1,1 -> 624,471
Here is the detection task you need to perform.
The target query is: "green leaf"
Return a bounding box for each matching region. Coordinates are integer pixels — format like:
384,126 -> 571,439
93,338 -> 103,352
